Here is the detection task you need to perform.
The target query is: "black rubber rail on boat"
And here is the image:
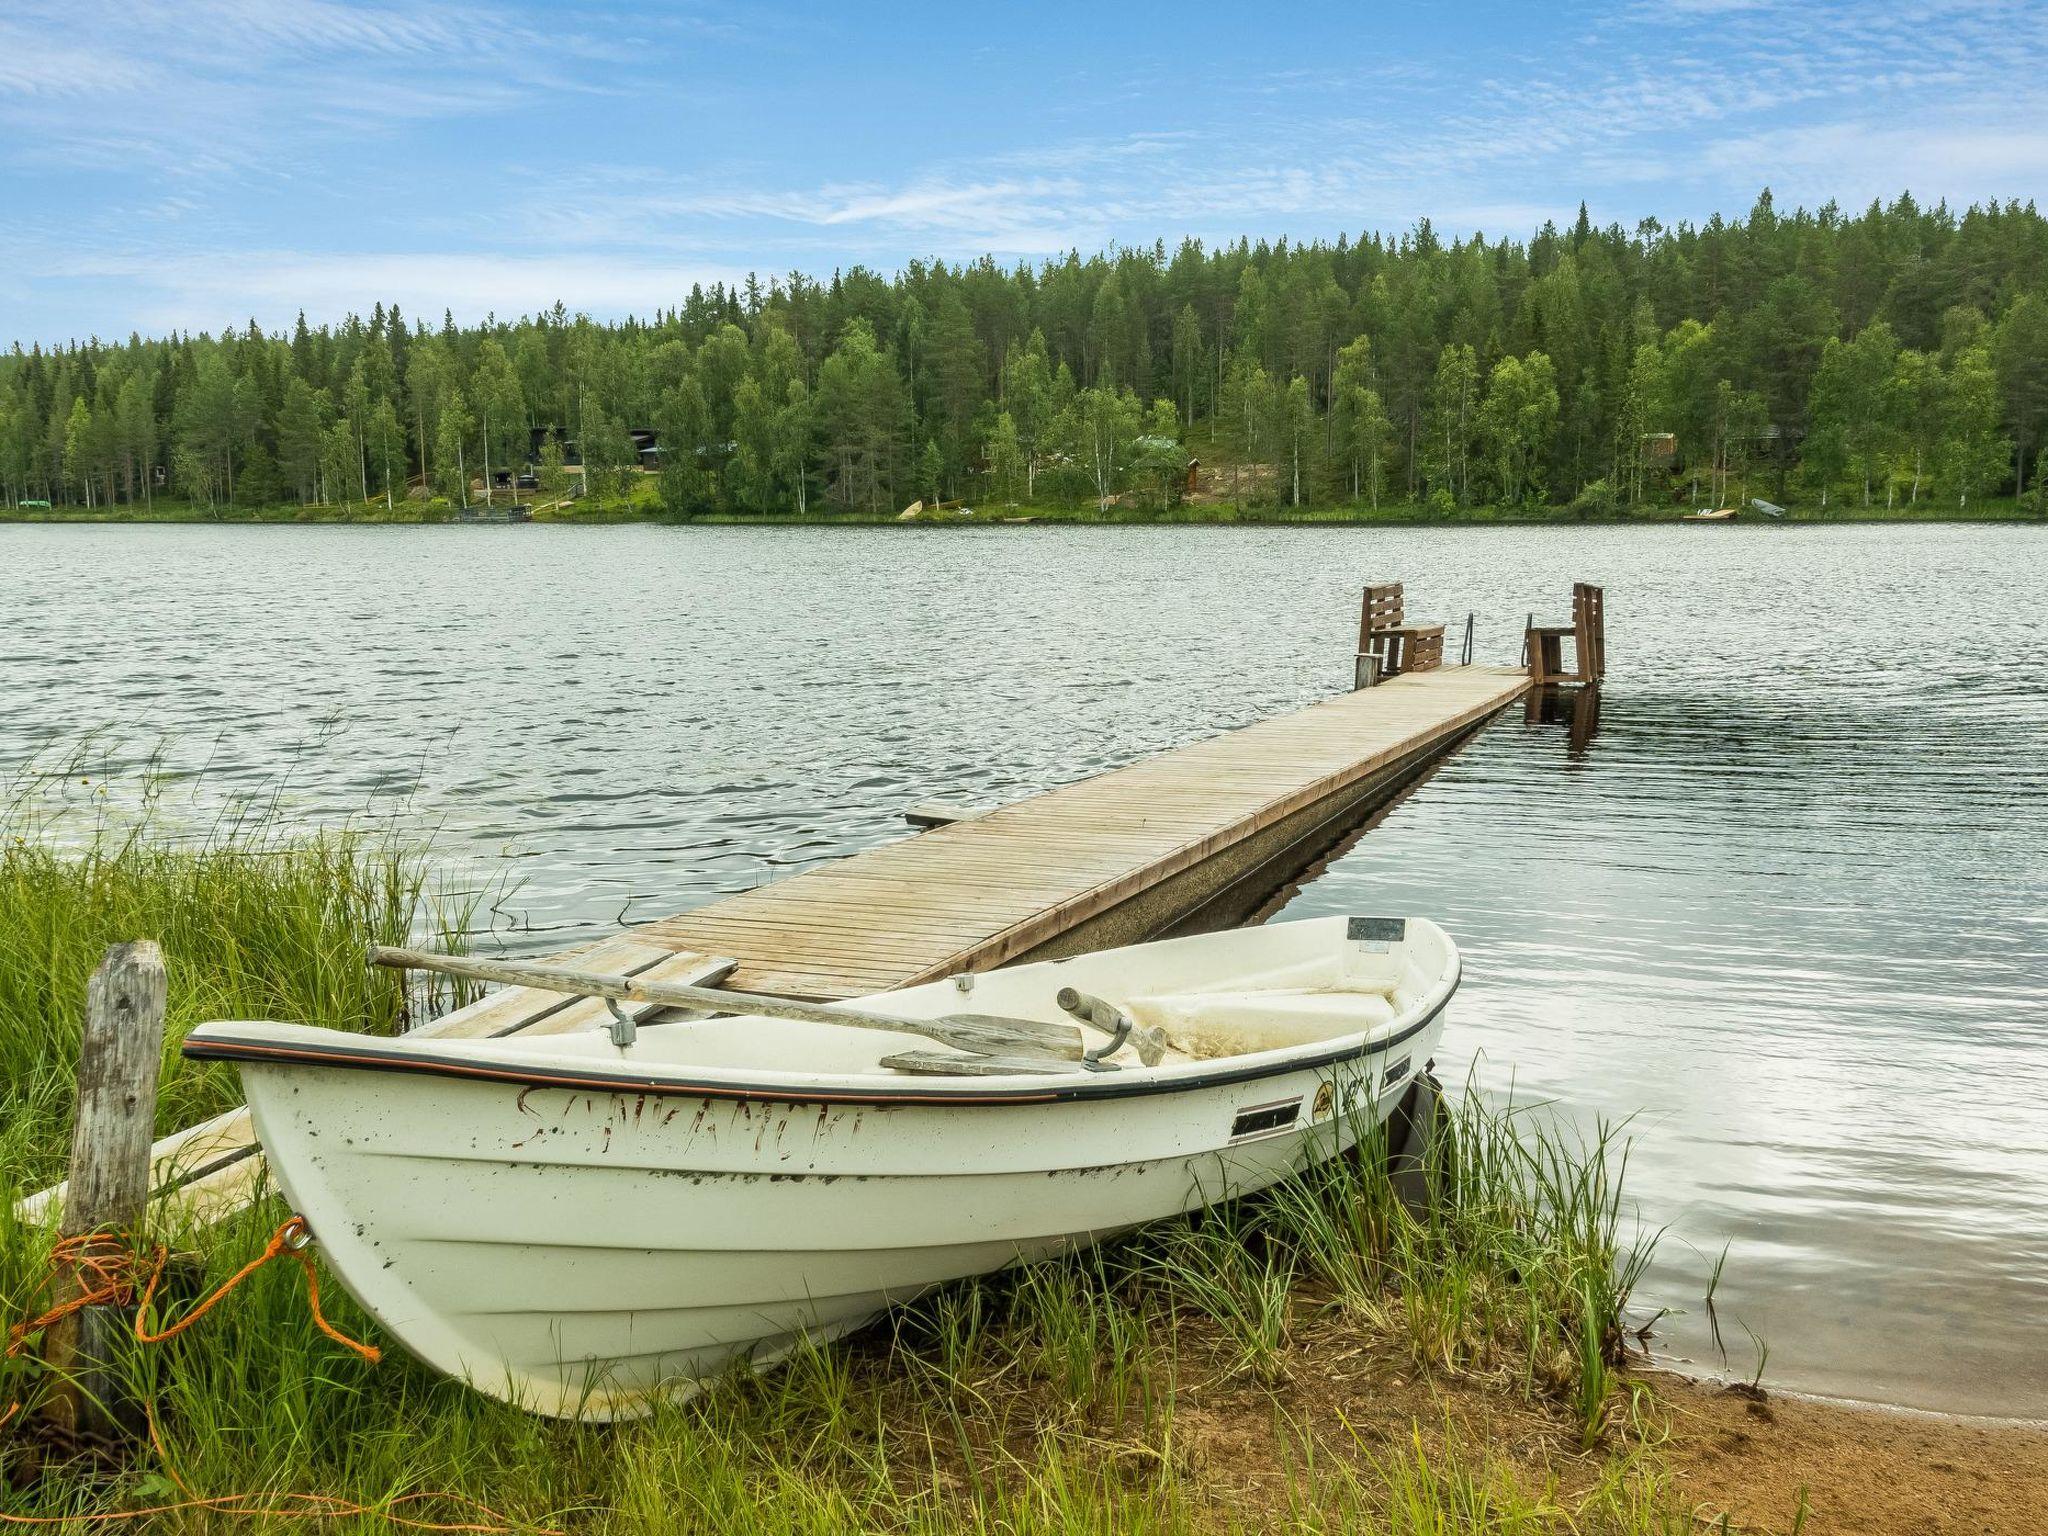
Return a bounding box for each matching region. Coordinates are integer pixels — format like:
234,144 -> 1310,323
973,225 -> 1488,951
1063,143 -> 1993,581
367,944 -> 1090,1061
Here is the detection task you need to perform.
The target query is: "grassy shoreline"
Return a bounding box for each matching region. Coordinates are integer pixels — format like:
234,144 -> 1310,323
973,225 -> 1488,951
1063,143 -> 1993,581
2,495 -> 2039,528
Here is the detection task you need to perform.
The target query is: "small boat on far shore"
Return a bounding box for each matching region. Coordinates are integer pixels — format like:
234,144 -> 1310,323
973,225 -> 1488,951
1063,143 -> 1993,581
183,914 -> 1459,1420
1684,507 -> 1737,522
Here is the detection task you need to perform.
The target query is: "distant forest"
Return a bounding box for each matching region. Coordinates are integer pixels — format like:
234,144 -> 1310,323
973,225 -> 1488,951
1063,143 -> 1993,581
4,191 -> 2047,517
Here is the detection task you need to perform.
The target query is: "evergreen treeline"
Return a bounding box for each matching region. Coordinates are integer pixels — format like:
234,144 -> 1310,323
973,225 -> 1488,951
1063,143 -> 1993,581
4,191 -> 2046,518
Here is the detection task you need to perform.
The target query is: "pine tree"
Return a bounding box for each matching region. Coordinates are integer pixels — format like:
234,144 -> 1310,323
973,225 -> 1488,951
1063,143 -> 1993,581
276,377 -> 325,503
1170,306 -> 1203,429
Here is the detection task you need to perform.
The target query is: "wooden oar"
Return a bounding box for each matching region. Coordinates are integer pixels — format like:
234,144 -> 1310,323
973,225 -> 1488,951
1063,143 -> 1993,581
368,945 -> 1090,1061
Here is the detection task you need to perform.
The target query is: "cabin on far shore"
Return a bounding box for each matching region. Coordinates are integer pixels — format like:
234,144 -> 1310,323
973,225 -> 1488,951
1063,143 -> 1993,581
529,427 -> 582,466
525,426 -> 662,472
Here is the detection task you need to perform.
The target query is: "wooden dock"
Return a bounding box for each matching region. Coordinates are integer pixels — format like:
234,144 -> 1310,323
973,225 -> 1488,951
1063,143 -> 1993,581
25,663 -> 1530,1226
635,664 -> 1530,998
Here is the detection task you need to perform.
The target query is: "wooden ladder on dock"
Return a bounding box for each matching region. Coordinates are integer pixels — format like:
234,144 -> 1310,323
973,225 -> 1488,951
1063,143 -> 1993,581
1525,582 -> 1605,685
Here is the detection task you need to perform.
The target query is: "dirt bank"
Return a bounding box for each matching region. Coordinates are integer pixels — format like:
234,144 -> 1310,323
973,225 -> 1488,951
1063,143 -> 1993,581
1651,1371 -> 2048,1534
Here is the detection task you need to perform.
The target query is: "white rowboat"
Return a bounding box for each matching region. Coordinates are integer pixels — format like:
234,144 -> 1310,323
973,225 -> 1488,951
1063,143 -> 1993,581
183,914 -> 1459,1420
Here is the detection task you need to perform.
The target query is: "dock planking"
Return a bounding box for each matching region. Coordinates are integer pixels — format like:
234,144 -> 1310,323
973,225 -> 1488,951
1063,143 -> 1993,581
632,664 -> 1531,997
25,663 -> 1530,1225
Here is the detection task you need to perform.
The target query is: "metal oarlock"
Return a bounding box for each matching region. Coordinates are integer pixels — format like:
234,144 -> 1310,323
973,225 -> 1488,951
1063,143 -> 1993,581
604,996 -> 638,1049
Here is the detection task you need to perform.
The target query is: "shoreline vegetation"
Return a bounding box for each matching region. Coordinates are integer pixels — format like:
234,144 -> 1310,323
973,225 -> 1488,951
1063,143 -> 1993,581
3,771 -> 2045,1531
2,487 -> 2039,527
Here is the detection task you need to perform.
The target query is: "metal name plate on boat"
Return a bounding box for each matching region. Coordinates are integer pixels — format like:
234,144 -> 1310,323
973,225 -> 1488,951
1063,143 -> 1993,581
1347,916 -> 1406,952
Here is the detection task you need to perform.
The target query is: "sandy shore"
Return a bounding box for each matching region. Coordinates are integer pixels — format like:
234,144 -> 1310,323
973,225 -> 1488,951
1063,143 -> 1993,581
1146,1306 -> 2048,1532
1649,1372 -> 2048,1533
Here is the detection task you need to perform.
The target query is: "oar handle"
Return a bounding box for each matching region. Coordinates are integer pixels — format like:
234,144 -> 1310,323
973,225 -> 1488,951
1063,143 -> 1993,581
369,945 -> 1085,1060
1056,987 -> 1167,1067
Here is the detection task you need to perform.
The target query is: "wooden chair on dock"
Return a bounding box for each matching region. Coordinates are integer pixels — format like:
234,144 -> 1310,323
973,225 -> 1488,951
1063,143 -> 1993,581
1525,582 -> 1605,685
1358,583 -> 1445,681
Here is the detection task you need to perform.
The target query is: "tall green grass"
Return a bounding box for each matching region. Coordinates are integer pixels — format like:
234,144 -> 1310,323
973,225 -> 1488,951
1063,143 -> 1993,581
1,1089 -> 1734,1532
1169,1084 -> 1655,1444
0,758 -> 478,1191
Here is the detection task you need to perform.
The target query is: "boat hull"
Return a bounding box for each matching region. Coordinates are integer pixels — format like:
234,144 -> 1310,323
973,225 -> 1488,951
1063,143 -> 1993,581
240,1013 -> 1443,1419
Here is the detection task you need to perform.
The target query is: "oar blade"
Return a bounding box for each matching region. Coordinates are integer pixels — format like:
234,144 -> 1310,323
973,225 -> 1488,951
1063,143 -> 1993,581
929,1012 -> 1087,1061
880,1050 -> 1082,1077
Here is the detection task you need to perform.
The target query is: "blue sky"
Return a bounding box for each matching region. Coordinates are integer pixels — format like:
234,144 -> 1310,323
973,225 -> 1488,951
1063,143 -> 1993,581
3,0 -> 2043,345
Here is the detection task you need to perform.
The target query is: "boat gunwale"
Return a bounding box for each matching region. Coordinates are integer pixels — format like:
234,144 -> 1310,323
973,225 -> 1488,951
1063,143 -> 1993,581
181,984 -> 1456,1109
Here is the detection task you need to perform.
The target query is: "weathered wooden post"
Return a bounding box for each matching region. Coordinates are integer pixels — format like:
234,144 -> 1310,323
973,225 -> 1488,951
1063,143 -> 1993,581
43,940 -> 167,1442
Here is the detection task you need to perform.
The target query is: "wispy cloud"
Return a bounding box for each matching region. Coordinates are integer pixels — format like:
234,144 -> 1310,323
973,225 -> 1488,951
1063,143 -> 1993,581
31,247 -> 754,335
0,23 -> 153,96
1701,122 -> 2048,201
520,0 -> 2048,275
0,0 -> 628,176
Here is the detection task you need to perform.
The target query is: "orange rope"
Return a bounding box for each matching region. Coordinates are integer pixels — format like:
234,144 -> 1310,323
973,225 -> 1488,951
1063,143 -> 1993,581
0,1221 -> 534,1530
3,1234 -> 143,1360
133,1217 -> 379,1363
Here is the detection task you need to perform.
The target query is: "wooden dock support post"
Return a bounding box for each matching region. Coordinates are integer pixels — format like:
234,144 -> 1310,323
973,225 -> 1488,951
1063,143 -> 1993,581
42,941 -> 167,1442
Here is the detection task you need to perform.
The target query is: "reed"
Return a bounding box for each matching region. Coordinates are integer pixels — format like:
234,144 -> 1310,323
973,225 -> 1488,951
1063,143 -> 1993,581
1259,1082 -> 1655,1445
1143,1210 -> 1296,1384
1005,1251 -> 1157,1416
0,755 -> 479,1191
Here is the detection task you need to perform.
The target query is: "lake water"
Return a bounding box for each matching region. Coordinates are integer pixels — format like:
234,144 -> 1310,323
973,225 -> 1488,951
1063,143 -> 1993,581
3,520 -> 2043,1419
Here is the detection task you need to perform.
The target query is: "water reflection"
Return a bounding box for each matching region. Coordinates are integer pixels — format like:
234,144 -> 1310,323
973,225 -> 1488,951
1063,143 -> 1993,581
3,521 -> 2044,1417
1522,682 -> 1603,758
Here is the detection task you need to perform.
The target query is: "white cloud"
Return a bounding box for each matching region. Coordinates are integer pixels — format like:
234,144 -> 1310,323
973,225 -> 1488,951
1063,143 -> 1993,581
0,22 -> 153,95
52,249 -> 754,335
1701,122 -> 2048,202
0,0 -> 626,174
522,0 -> 2048,275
